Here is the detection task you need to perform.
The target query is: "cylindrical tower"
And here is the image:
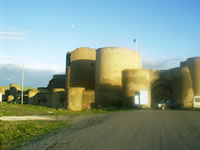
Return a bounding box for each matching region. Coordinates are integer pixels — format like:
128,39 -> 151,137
95,47 -> 142,108
185,57 -> 200,96
180,66 -> 194,108
122,69 -> 151,107
95,47 -> 142,92
66,47 -> 96,90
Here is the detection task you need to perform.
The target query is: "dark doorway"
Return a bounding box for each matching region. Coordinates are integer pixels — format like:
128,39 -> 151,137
151,80 -> 173,105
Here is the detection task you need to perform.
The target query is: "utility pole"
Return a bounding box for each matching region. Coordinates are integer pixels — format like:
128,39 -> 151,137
21,64 -> 24,105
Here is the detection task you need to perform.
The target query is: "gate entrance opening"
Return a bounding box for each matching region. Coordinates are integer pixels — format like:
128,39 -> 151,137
151,80 -> 173,105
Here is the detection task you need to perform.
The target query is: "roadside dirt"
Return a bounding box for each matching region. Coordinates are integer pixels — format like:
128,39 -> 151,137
0,116 -> 57,121
0,114 -> 98,122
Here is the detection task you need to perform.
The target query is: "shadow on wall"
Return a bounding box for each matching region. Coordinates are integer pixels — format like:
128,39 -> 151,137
48,76 -> 66,90
10,87 -> 18,96
94,84 -> 122,108
151,79 -> 173,105
67,84 -> 123,111
70,59 -> 95,90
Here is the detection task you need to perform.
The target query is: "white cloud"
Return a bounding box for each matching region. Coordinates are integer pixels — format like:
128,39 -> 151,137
0,64 -> 56,87
7,77 -> 12,81
0,53 -> 65,87
0,36 -> 25,40
0,54 -> 65,73
0,53 -> 186,73
72,24 -> 75,28
143,57 -> 187,70
0,32 -> 24,35
0,30 -> 28,40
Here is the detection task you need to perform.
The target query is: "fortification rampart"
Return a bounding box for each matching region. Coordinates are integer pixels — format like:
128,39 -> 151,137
5,47 -> 197,111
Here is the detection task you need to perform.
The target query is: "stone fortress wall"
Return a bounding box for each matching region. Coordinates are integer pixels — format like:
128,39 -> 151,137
2,47 -> 199,111
66,47 -> 200,110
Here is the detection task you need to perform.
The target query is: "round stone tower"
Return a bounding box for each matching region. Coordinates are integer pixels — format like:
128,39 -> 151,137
66,47 -> 96,90
95,47 -> 142,92
95,47 -> 142,107
180,57 -> 200,108
185,57 -> 200,96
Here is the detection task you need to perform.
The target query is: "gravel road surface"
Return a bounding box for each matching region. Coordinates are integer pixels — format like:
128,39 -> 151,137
16,110 -> 200,150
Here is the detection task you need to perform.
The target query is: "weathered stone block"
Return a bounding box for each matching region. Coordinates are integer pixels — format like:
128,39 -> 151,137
68,88 -> 85,111
82,90 -> 95,110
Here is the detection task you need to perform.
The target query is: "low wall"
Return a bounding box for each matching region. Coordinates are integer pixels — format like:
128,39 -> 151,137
82,90 -> 95,110
0,87 -> 8,95
68,88 -> 95,111
28,90 -> 39,105
50,88 -> 66,109
28,89 -> 66,109
10,83 -> 20,97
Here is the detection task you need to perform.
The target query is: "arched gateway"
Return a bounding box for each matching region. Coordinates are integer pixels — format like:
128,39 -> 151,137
151,79 -> 173,105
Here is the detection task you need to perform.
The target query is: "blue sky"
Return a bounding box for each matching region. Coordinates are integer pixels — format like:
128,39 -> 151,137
0,0 -> 200,87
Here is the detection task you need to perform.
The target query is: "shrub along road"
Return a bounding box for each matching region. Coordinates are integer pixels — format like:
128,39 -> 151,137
18,110 -> 200,150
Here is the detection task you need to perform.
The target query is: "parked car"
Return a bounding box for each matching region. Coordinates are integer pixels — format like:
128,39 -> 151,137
154,99 -> 181,110
193,96 -> 200,109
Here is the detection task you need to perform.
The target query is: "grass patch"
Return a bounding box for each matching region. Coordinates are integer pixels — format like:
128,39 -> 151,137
0,102 -> 85,116
0,120 -> 69,149
0,102 -> 110,149
0,102 -> 110,117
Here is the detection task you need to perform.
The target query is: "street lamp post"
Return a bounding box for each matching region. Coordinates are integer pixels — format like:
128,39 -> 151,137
21,64 -> 24,105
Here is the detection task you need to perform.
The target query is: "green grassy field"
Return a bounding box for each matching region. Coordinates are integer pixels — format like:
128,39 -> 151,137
0,102 -> 80,117
0,102 -> 107,149
0,120 -> 68,149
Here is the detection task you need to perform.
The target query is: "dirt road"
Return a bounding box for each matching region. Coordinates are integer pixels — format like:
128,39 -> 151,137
17,110 -> 200,150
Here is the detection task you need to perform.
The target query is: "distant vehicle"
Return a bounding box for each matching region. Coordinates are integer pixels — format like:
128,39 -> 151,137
193,96 -> 200,109
154,99 -> 181,110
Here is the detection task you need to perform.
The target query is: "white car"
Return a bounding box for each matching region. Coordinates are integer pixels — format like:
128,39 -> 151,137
193,96 -> 200,109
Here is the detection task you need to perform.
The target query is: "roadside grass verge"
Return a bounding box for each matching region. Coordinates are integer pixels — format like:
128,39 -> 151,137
0,102 -> 109,149
0,120 -> 69,149
0,102 -> 110,117
0,102 -> 85,116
